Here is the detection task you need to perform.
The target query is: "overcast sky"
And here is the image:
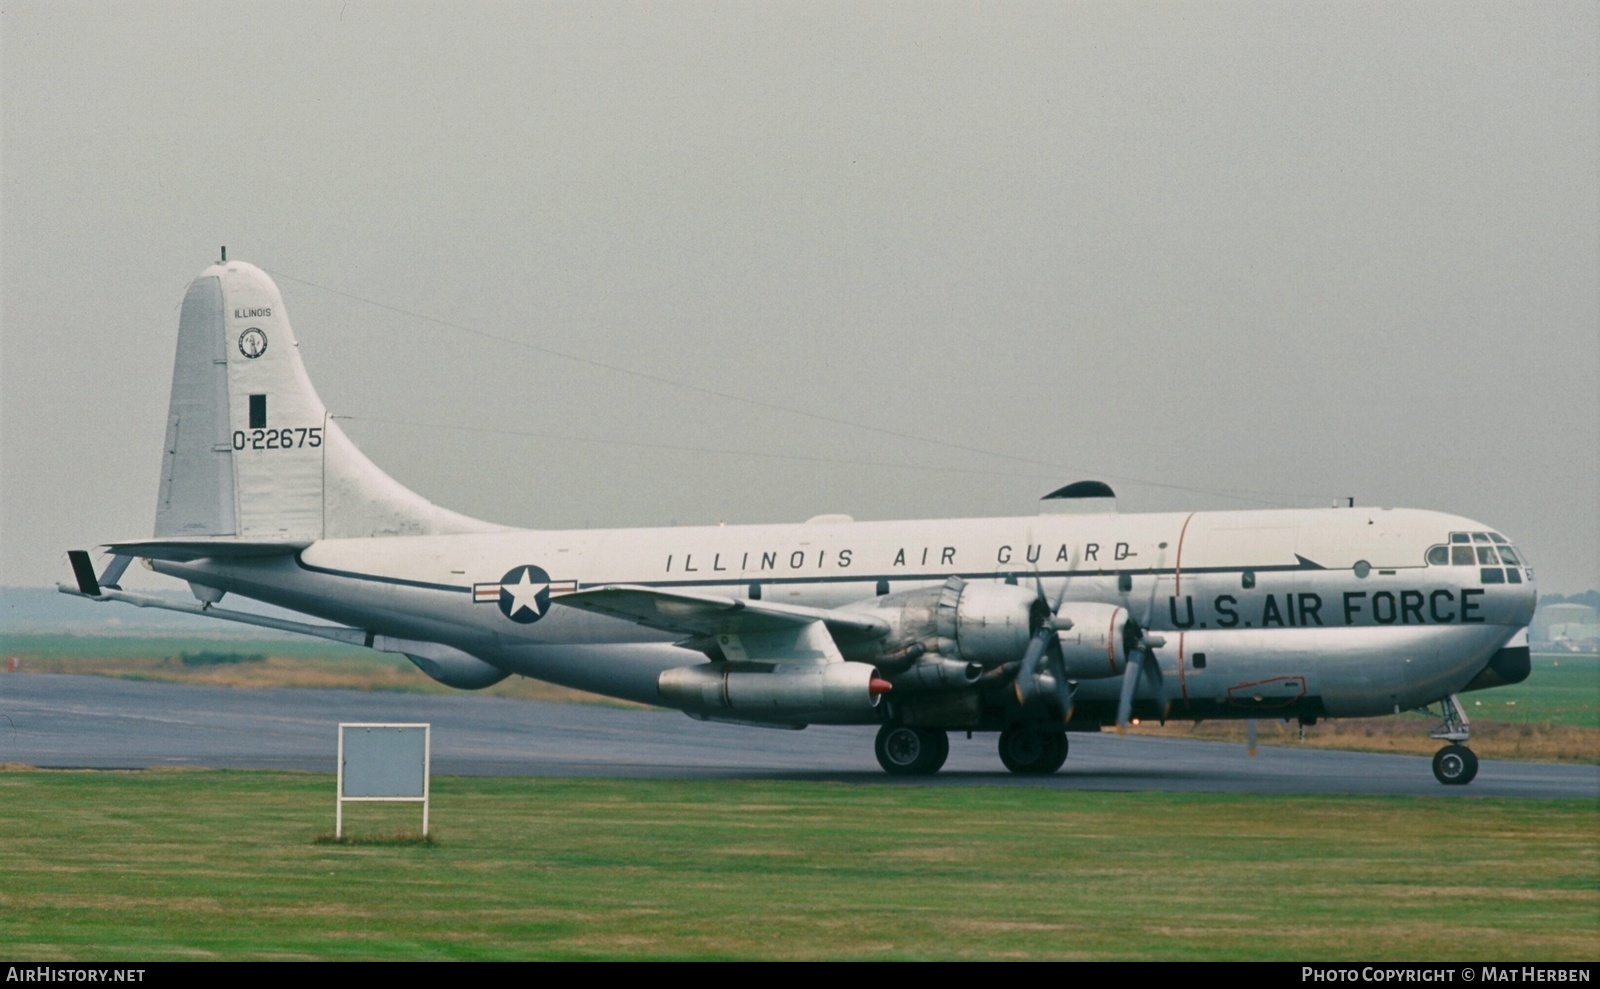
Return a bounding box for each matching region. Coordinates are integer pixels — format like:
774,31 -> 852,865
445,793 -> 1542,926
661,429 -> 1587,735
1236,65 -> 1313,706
3,2 -> 1596,594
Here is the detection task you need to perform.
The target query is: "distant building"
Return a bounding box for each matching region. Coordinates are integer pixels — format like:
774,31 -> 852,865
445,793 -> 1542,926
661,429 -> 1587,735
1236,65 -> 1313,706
1532,603 -> 1599,653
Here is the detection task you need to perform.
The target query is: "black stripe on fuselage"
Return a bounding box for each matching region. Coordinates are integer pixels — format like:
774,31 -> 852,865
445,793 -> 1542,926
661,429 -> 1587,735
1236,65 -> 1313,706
291,554 -> 1352,594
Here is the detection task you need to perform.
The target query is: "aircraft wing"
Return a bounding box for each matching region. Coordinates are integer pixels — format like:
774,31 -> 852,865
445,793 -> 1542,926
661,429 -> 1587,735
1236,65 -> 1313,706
553,585 -> 888,645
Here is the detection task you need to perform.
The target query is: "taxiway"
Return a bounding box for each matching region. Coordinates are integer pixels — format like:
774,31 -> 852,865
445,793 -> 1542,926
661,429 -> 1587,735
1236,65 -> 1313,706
1,673 -> 1593,798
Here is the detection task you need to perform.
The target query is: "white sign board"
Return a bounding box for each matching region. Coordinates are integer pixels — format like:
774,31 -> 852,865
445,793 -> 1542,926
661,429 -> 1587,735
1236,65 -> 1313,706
337,723 -> 431,838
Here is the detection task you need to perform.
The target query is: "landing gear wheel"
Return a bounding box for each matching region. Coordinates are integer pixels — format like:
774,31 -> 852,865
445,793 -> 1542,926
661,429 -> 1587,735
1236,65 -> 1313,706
875,726 -> 949,775
998,727 -> 1068,774
1432,744 -> 1478,785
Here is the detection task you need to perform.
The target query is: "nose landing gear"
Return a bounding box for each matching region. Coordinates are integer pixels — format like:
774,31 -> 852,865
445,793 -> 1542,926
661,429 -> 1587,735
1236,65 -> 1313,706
1425,694 -> 1478,785
1432,743 -> 1479,785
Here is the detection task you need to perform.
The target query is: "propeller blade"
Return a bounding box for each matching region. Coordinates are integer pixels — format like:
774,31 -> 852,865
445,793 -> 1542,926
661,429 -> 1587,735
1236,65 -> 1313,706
1047,644 -> 1075,725
1246,718 -> 1258,756
1013,627 -> 1050,705
1015,569 -> 1064,707
1115,649 -> 1141,731
1140,643 -> 1170,722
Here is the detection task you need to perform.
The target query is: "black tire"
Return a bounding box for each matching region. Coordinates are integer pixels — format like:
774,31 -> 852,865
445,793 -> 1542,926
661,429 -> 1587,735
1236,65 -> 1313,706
998,727 -> 1068,774
875,725 -> 948,775
1432,744 -> 1478,785
927,729 -> 950,772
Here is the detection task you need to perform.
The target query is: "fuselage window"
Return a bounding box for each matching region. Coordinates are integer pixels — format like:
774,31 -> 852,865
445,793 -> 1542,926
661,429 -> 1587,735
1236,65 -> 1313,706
1472,532 -> 1492,543
1477,546 -> 1499,565
1481,568 -> 1506,584
1451,546 -> 1475,566
1506,568 -> 1523,584
1498,546 -> 1521,565
1241,570 -> 1256,589
1427,545 -> 1449,565
1489,533 -> 1508,544
1450,533 -> 1470,544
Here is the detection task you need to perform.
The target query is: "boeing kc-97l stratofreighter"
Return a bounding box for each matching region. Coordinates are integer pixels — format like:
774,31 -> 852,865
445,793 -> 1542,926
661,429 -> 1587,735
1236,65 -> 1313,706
63,258 -> 1537,784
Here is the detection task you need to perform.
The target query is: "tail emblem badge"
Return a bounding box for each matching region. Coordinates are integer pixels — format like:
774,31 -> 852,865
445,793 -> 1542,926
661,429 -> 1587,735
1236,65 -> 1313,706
238,328 -> 268,359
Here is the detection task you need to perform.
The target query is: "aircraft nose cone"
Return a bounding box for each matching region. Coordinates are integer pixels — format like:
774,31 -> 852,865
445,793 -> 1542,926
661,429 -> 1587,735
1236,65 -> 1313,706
1514,573 -> 1539,625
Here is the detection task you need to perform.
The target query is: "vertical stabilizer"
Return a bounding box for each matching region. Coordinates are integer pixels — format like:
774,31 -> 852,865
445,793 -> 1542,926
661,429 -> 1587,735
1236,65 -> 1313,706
153,260 -> 502,542
222,262 -> 326,539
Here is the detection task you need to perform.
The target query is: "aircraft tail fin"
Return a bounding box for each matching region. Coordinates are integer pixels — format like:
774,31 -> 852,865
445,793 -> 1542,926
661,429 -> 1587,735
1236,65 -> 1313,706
154,259 -> 500,542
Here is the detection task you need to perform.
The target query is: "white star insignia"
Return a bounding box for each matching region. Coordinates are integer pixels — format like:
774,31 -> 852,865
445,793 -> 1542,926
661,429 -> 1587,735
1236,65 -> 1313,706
503,570 -> 548,619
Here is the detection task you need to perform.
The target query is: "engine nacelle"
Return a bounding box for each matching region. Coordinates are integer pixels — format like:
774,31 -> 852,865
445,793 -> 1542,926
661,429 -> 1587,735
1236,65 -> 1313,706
952,581 -> 1043,665
658,661 -> 885,720
853,577 -> 1043,673
1053,602 -> 1131,680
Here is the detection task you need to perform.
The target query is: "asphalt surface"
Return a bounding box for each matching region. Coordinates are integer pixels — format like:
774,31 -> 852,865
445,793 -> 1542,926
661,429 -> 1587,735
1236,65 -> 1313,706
1,673 -> 1595,798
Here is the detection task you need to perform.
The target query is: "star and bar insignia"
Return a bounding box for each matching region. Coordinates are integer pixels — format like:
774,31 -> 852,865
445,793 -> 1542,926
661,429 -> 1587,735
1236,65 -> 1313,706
473,565 -> 575,624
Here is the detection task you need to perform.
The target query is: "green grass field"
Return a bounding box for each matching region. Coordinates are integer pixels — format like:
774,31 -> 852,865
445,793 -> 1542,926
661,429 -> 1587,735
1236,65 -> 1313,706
2,633 -> 392,667
1468,654 -> 1600,728
0,634 -> 624,704
0,770 -> 1594,961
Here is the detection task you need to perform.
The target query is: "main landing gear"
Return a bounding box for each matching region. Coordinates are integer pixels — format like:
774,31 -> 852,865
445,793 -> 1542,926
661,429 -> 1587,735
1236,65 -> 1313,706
873,725 -> 1072,775
997,726 -> 1068,775
1425,694 -> 1478,786
874,725 -> 950,775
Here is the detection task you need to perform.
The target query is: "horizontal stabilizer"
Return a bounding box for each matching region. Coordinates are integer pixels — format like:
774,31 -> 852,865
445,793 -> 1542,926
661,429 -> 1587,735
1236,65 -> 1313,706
56,583 -> 367,646
554,585 -> 889,644
104,537 -> 312,562
54,582 -> 506,687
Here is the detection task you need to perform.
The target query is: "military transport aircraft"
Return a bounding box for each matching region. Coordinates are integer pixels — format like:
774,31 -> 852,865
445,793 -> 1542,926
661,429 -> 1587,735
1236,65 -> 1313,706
62,258 -> 1536,785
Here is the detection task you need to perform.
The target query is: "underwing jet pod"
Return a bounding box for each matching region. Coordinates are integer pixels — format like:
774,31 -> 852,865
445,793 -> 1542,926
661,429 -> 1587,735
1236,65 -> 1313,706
62,258 -> 1539,784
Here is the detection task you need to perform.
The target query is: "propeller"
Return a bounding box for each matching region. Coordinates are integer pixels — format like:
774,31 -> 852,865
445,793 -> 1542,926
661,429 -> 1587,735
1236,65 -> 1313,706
1115,560 -> 1172,733
1115,616 -> 1169,731
1246,718 -> 1258,756
1013,573 -> 1076,724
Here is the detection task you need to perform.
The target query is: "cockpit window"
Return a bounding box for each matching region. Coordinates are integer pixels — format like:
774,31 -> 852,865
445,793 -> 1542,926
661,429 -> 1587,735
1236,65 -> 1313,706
1442,532 -> 1527,573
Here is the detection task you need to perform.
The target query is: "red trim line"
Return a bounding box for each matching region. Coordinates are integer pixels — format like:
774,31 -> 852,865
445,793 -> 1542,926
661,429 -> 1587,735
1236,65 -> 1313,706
1174,512 -> 1196,596
1108,607 -> 1123,675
